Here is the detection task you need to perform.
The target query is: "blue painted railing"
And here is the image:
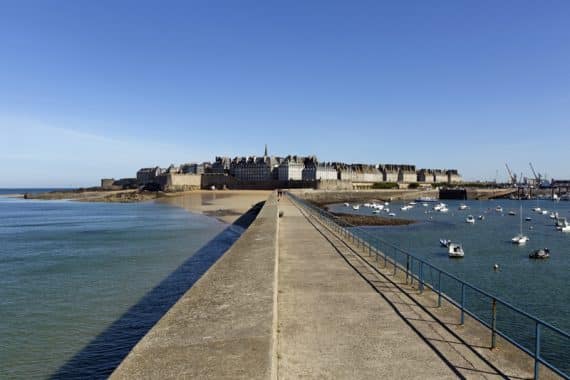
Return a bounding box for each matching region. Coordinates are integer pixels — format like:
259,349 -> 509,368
288,192 -> 569,380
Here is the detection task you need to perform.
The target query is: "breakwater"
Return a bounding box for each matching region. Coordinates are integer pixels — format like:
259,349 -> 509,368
111,193 -> 279,379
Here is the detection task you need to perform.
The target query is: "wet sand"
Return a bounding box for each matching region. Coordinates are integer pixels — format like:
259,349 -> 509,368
158,190 -> 271,224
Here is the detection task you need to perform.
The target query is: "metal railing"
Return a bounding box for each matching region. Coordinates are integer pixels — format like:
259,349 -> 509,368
287,192 -> 569,380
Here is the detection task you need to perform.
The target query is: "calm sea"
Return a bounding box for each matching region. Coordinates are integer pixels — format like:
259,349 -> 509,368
330,199 -> 570,373
0,192 -> 240,379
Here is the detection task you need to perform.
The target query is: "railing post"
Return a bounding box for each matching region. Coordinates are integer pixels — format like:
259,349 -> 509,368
406,254 -> 410,283
491,298 -> 497,349
460,283 -> 465,325
534,322 -> 541,379
437,271 -> 442,307
419,262 -> 424,293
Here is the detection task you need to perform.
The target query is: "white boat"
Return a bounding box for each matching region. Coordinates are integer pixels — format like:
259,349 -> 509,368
549,212 -> 558,219
352,205 -> 360,210
508,210 -> 516,216
364,203 -> 371,208
532,207 -> 542,212
465,215 -> 475,224
344,203 -> 350,207
556,217 -> 570,232
372,209 -> 381,214
388,212 -> 396,217
440,239 -> 450,247
495,206 -> 503,212
478,215 -> 485,220
525,217 -> 532,222
448,243 -> 465,258
512,205 -> 529,244
433,203 -> 445,211
541,210 -> 548,215
459,204 -> 468,210
409,202 -> 417,205
422,203 -> 429,207
440,207 -> 449,213
401,205 -> 411,211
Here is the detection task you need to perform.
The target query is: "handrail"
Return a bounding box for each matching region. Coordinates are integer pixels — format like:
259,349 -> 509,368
287,192 -> 569,380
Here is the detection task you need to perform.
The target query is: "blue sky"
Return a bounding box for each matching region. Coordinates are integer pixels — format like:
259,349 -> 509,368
1,0 -> 569,187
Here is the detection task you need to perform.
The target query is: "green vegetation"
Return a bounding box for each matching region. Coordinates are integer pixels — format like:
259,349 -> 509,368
371,182 -> 399,189
407,182 -> 420,189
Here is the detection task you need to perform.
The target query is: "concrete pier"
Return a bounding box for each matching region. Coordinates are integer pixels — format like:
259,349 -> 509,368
112,192 -> 560,379
277,198 -> 453,379
111,193 -> 279,379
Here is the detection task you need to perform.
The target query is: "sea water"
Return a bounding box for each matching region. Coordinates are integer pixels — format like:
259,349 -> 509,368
0,193 -> 236,379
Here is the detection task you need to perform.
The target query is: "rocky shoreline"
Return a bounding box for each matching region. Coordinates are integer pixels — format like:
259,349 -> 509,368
330,212 -> 416,226
22,189 -> 164,203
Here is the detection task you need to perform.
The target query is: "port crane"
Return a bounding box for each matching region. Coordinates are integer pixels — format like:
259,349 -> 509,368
505,163 -> 517,186
529,162 -> 542,187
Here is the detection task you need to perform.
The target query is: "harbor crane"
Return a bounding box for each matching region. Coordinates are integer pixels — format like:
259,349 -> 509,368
529,162 -> 542,185
505,163 -> 517,186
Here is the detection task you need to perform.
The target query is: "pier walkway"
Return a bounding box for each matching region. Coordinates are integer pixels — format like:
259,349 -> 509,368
278,196 -> 546,379
278,197 -> 454,379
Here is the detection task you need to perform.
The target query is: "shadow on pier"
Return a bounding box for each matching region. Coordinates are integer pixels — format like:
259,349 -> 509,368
51,202 -> 264,380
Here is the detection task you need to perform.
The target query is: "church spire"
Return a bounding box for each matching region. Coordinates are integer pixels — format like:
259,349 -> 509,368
264,144 -> 268,157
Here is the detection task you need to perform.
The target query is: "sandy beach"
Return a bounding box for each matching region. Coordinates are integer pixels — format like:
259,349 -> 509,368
158,190 -> 271,224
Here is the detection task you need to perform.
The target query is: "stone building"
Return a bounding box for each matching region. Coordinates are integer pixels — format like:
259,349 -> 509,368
210,157 -> 231,174
397,165 -> 417,183
379,164 -> 399,182
278,155 -> 305,181
136,167 -> 163,185
232,156 -> 279,182
181,162 -> 208,175
447,169 -> 462,184
417,169 -> 435,183
433,169 -> 447,183
302,157 -> 338,181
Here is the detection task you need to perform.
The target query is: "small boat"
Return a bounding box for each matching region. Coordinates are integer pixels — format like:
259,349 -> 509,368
409,202 -> 417,205
384,208 -> 390,213
401,205 -> 412,211
388,212 -> 396,217
512,234 -> 529,244
440,239 -> 450,247
478,215 -> 485,220
372,209 -> 381,214
440,207 -> 449,213
352,205 -> 360,210
416,197 -> 437,203
525,217 -> 532,222
459,204 -> 468,210
556,217 -> 570,232
422,203 -> 429,207
508,210 -> 516,216
364,203 -> 371,208
529,248 -> 550,259
448,243 -> 465,258
541,210 -> 548,215
495,206 -> 503,212
465,215 -> 475,224
532,207 -> 542,213
549,212 -> 558,219
344,203 -> 350,207
512,206 -> 529,244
